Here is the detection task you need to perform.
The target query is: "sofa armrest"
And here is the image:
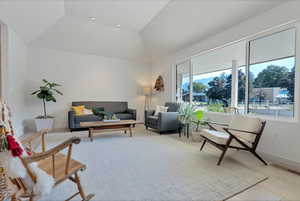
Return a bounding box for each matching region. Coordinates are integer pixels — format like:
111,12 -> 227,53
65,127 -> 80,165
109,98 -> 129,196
68,110 -> 76,129
126,108 -> 137,120
145,110 -> 155,120
158,112 -> 179,132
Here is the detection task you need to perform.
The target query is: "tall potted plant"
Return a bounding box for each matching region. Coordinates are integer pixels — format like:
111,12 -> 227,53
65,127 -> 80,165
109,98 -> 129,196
31,79 -> 63,131
178,103 -> 204,137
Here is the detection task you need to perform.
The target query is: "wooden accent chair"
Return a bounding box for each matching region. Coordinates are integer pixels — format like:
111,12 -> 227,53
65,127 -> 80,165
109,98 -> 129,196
200,115 -> 267,166
10,130 -> 94,201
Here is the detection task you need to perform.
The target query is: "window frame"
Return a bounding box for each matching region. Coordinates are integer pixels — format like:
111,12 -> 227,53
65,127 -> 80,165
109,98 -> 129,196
173,23 -> 299,122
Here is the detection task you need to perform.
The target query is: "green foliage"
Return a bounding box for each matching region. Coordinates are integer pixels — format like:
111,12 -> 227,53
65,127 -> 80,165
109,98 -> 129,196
207,104 -> 224,113
31,79 -> 63,118
253,65 -> 289,88
188,82 -> 207,93
253,65 -> 295,101
178,103 -> 204,124
194,110 -> 203,120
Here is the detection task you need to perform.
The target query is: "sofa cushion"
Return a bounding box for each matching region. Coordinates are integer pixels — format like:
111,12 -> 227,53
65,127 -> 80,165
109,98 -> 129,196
72,101 -> 128,113
92,107 -> 105,116
116,113 -> 133,120
74,115 -> 102,124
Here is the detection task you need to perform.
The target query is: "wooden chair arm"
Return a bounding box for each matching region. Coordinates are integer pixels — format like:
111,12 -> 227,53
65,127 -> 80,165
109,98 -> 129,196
21,129 -> 48,152
205,121 -> 229,131
206,121 -> 229,127
22,137 -> 81,164
223,127 -> 259,135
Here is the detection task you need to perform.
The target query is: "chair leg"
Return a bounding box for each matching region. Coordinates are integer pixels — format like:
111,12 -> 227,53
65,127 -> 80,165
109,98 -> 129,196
252,151 -> 268,166
217,137 -> 232,166
74,172 -> 94,201
200,139 -> 206,151
29,195 -> 34,201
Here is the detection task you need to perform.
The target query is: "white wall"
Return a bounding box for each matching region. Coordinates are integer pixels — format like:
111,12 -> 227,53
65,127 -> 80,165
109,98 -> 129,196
2,25 -> 28,136
151,1 -> 300,171
26,48 -> 151,131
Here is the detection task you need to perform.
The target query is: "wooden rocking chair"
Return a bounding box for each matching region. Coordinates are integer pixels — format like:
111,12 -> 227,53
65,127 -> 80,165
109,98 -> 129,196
10,130 -> 94,201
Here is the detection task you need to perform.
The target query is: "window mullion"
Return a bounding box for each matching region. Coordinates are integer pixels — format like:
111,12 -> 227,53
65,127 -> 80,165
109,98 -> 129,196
245,41 -> 250,114
189,60 -> 193,105
231,60 -> 238,108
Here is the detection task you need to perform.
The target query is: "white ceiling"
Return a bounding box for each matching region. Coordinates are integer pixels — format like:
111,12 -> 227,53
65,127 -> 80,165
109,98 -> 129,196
141,0 -> 285,59
0,0 -> 287,61
64,0 -> 170,32
0,0 -> 65,43
30,15 -> 146,61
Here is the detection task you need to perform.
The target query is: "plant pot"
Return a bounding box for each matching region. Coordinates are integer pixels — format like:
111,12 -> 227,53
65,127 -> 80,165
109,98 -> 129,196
34,116 -> 54,131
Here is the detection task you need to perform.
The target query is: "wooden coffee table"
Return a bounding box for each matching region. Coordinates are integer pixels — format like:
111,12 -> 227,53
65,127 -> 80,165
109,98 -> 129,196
80,120 -> 137,141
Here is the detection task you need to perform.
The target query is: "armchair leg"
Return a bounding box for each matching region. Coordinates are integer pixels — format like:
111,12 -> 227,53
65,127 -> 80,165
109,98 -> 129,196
217,137 -> 232,166
252,151 -> 268,166
200,139 -> 206,151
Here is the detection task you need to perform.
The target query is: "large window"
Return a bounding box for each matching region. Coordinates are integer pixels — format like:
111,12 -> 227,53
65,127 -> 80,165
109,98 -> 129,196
175,27 -> 297,119
248,29 -> 296,118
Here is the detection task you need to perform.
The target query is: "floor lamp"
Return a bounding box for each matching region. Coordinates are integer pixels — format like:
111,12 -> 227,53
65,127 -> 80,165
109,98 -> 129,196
142,86 -> 152,111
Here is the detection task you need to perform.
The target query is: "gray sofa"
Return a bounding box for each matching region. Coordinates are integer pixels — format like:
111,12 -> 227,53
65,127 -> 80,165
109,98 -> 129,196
144,102 -> 180,134
69,101 -> 136,131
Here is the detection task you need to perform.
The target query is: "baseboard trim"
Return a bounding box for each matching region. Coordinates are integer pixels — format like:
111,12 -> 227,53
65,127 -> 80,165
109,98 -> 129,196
260,152 -> 300,174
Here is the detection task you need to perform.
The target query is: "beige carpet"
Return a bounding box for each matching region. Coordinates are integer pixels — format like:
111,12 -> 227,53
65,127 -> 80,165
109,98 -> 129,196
40,132 -> 267,201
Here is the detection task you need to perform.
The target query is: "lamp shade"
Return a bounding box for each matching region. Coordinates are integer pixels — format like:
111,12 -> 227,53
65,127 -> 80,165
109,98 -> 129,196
142,86 -> 152,95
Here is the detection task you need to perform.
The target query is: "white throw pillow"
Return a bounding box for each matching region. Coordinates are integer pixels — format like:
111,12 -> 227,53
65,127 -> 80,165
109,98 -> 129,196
154,105 -> 168,116
83,108 -> 93,115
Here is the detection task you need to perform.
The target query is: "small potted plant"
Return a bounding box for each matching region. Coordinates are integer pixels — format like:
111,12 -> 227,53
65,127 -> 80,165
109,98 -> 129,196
31,79 -> 63,131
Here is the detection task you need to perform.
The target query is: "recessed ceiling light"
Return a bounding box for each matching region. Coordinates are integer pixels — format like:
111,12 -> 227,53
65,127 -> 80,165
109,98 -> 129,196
89,17 -> 96,22
116,24 -> 121,28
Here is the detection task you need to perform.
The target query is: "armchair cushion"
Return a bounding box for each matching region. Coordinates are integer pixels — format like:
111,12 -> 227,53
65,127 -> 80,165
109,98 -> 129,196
229,116 -> 263,143
201,129 -> 251,147
148,115 -> 158,123
201,129 -> 229,145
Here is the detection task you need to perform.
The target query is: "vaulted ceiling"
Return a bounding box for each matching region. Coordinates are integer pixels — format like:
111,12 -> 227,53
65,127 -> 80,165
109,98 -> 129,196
0,0 -> 286,62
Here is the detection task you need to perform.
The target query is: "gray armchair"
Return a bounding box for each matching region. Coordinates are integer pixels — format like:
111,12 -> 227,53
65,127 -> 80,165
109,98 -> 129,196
145,102 -> 180,134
